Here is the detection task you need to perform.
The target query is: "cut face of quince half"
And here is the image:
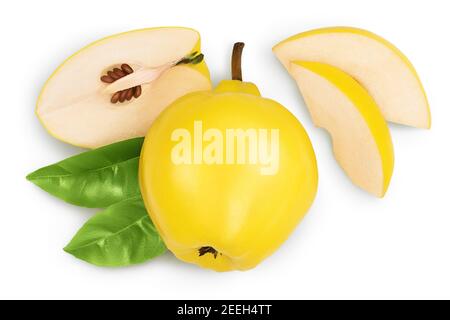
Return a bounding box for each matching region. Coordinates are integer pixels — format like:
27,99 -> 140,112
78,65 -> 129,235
290,61 -> 394,197
274,27 -> 430,128
37,27 -> 212,149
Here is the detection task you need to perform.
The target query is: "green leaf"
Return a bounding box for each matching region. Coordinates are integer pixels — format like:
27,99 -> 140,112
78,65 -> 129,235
64,196 -> 166,267
26,137 -> 144,208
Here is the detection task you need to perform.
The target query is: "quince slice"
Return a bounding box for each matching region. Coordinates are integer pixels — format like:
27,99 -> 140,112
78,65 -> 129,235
274,27 -> 430,128
290,61 -> 394,197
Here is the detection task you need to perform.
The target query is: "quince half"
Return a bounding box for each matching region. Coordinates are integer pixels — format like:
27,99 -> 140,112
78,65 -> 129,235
37,27 -> 211,148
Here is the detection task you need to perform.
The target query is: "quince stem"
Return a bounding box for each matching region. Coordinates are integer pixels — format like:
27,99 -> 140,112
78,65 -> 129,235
232,42 -> 245,81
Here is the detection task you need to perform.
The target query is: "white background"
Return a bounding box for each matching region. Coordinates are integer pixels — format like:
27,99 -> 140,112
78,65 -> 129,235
1,0 -> 449,300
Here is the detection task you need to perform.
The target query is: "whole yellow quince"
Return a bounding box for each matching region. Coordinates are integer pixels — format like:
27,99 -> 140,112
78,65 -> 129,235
139,43 -> 318,271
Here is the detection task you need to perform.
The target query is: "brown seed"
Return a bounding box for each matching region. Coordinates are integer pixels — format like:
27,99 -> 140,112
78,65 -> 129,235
102,64 -> 141,104
119,90 -> 128,103
108,70 -> 120,80
113,68 -> 126,78
134,86 -> 142,98
101,75 -> 115,83
121,64 -> 134,74
111,92 -> 121,104
126,88 -> 134,101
